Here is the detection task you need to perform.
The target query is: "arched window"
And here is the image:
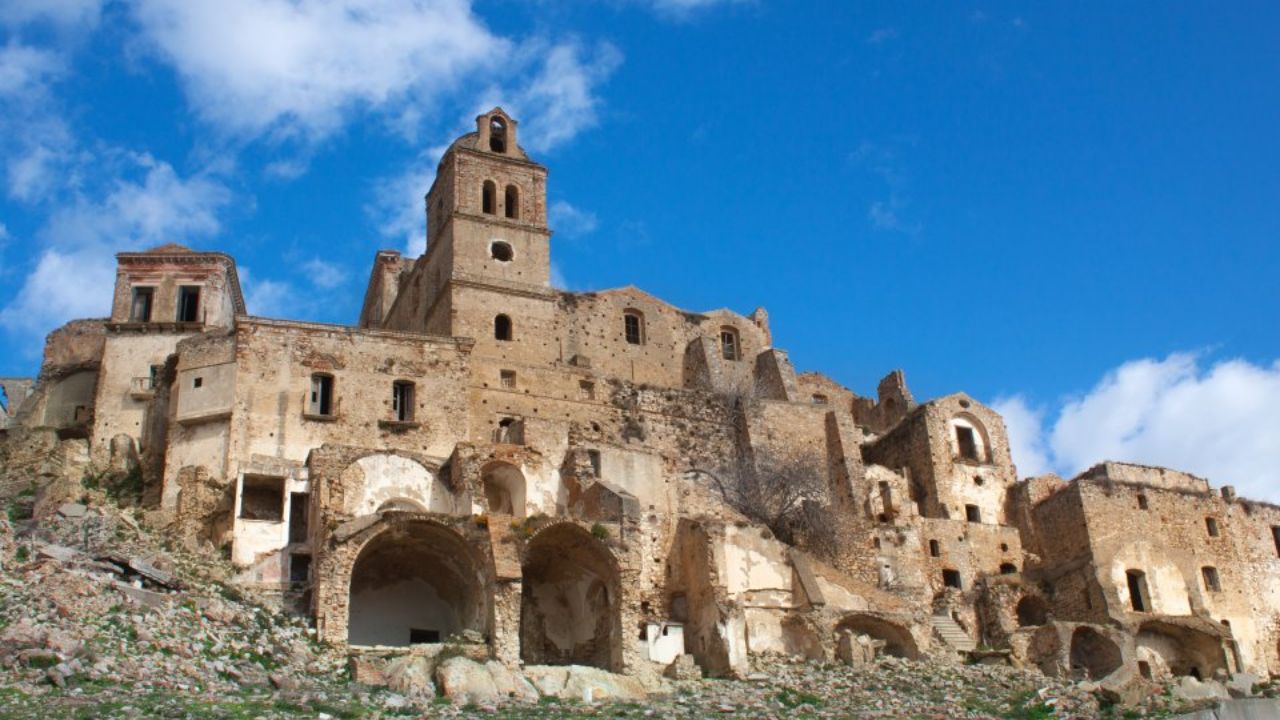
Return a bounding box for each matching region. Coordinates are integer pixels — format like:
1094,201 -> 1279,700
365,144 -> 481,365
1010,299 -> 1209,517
624,310 -> 645,345
489,116 -> 507,153
494,314 -> 512,341
504,185 -> 519,219
720,326 -> 740,361
482,180 -> 496,214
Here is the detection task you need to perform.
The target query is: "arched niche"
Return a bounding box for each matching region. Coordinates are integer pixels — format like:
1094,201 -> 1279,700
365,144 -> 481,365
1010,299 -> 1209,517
835,614 -> 920,659
347,521 -> 487,647
1069,626 -> 1123,680
520,523 -> 621,670
482,461 -> 526,518
1136,621 -> 1227,680
344,453 -> 453,517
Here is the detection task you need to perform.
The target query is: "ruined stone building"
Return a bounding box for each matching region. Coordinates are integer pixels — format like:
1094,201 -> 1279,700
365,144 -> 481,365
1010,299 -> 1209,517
3,109 -> 1278,688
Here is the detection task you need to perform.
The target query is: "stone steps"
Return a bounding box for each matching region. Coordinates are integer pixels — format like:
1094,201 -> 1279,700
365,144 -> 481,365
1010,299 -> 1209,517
931,614 -> 976,652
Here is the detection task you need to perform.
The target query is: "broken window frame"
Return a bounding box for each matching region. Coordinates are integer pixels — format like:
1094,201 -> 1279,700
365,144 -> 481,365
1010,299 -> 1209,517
624,310 -> 645,345
130,286 -> 155,322
176,285 -> 201,323
309,373 -> 335,417
719,326 -> 740,361
1201,566 -> 1221,592
499,369 -> 516,390
391,380 -> 415,422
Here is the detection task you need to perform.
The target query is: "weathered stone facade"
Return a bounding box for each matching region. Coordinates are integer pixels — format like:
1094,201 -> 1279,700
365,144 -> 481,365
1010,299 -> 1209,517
4,109 -> 1278,687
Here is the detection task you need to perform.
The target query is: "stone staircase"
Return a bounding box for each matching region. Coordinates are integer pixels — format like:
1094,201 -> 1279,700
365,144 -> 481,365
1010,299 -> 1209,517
931,614 -> 976,652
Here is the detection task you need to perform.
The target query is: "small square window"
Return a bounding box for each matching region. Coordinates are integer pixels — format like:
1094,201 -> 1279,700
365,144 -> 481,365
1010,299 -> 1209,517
193,377 -> 203,389
500,370 -> 516,389
579,380 -> 595,400
240,475 -> 285,521
965,504 -> 981,523
942,569 -> 962,589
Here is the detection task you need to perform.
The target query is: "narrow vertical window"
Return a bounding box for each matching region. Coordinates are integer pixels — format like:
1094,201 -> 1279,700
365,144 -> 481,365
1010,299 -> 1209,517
392,381 -> 415,422
1272,526 -> 1280,557
494,314 -> 513,341
1137,494 -> 1149,510
504,184 -> 519,219
720,327 -> 739,361
176,286 -> 201,322
1201,566 -> 1221,592
309,374 -> 334,417
1126,570 -> 1149,612
482,180 -> 496,214
956,426 -> 978,460
928,539 -> 940,557
130,287 -> 154,322
624,310 -> 645,345
1205,517 -> 1219,537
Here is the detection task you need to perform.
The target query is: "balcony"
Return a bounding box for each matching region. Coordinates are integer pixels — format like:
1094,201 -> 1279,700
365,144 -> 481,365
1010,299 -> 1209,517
129,376 -> 156,400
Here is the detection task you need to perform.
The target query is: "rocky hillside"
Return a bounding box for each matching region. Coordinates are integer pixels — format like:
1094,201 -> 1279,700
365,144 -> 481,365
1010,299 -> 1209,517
0,475 -> 1270,719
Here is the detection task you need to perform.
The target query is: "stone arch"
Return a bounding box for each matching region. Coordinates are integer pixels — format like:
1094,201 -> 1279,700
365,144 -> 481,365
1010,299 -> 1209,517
949,412 -> 991,462
347,519 -> 488,647
377,498 -> 425,513
834,614 -> 919,659
1136,621 -> 1227,680
1016,595 -> 1050,627
481,461 -> 526,518
520,522 -> 622,671
343,453 -> 453,516
1069,626 -> 1123,679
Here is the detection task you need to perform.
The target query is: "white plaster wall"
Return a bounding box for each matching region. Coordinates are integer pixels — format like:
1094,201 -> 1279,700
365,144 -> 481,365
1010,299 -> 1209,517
231,473 -> 309,571
348,577 -> 460,646
743,607 -> 787,654
161,420 -> 230,510
645,623 -> 685,664
1109,543 -> 1193,616
722,525 -> 793,596
175,362 -> 235,422
348,454 -> 454,516
599,448 -> 665,512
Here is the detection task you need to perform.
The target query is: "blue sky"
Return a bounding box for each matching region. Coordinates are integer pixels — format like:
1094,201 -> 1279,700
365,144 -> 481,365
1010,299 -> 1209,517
1,1 -> 1277,498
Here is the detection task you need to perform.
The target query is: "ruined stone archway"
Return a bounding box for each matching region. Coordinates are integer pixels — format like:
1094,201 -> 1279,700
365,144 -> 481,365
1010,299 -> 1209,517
482,462 -> 526,518
835,614 -> 919,659
1069,626 -> 1123,680
1136,621 -> 1227,680
347,521 -> 487,647
520,523 -> 621,670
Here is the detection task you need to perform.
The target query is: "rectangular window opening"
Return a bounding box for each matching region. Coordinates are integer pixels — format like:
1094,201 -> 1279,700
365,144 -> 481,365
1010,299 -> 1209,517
579,380 -> 595,400
1126,570 -> 1149,612
392,381 -> 415,422
500,369 -> 516,389
956,426 -> 978,460
409,628 -> 441,645
1201,566 -> 1221,592
965,504 -> 981,523
309,374 -> 334,416
289,553 -> 311,584
928,539 -> 940,557
1272,526 -> 1280,558
130,287 -> 154,322
288,492 -> 310,543
942,569 -> 962,589
1205,517 -> 1219,537
239,475 -> 285,522
176,286 -> 201,323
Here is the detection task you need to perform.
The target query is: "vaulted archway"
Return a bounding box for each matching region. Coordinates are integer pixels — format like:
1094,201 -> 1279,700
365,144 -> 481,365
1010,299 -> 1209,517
347,521 -> 486,647
520,523 -> 621,670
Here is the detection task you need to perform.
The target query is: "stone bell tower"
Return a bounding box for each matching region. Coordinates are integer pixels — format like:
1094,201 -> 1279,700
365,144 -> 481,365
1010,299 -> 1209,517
414,108 -> 558,360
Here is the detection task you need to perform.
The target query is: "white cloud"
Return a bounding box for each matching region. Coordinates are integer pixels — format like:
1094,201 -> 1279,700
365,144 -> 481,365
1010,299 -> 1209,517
0,158 -> 231,341
852,141 -> 921,235
866,27 -> 899,44
243,276 -> 293,317
549,200 -> 598,239
0,0 -> 103,29
503,40 -> 622,153
302,257 -> 348,289
0,42 -> 64,96
0,40 -> 78,203
129,0 -> 508,140
990,394 -> 1052,478
369,148 -> 443,256
641,0 -> 750,18
992,353 -> 1280,503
